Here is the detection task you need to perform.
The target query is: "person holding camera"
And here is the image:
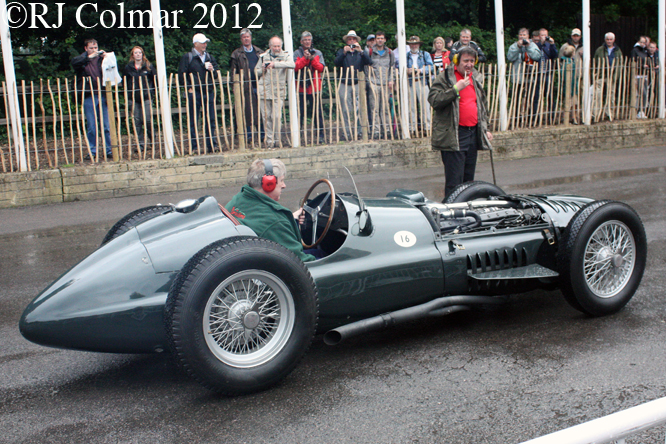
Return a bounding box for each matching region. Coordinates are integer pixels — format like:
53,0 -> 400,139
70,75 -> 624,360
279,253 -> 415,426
506,28 -> 541,84
71,38 -> 113,160
255,36 -> 295,149
294,31 -> 326,144
178,33 -> 220,153
334,30 -> 373,141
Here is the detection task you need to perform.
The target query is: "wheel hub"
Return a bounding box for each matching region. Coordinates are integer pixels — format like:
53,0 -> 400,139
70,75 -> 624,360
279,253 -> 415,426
611,253 -> 624,268
229,300 -> 252,324
243,311 -> 260,329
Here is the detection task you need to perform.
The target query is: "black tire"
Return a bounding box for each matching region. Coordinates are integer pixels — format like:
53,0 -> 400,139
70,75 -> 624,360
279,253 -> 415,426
101,205 -> 168,246
557,200 -> 647,317
165,237 -> 318,395
444,181 -> 506,203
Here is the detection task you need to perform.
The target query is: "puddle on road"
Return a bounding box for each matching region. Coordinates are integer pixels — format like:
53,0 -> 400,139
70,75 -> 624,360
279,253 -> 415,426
505,166 -> 666,191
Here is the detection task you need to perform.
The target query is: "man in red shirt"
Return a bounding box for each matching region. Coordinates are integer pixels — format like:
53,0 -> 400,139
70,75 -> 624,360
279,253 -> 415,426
428,46 -> 493,199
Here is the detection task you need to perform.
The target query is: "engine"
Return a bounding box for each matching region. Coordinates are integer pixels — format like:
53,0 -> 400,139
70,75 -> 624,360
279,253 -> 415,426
426,199 -> 546,234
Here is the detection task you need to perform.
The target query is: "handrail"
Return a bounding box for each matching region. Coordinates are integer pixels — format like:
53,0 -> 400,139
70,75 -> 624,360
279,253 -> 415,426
520,397 -> 666,444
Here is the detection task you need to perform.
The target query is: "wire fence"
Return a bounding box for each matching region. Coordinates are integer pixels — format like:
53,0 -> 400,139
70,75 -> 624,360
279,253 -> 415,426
0,56 -> 661,173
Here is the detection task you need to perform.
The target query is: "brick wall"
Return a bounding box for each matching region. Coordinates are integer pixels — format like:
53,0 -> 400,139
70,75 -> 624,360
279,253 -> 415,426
1,120 -> 665,208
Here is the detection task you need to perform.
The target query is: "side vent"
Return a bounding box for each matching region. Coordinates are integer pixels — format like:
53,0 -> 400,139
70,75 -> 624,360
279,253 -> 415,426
467,247 -> 529,274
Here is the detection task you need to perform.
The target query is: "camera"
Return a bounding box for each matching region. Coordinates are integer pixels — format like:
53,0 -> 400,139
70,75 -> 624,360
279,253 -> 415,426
307,48 -> 316,55
264,62 -> 271,68
522,39 -> 530,46
349,44 -> 358,49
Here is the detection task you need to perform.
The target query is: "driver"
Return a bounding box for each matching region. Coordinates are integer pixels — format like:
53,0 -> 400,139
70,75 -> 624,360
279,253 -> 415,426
225,159 -> 317,262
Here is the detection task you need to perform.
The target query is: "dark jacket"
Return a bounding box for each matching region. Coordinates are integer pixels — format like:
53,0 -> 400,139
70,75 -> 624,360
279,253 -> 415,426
177,49 -> 220,90
123,62 -> 157,102
427,65 -> 491,152
71,52 -> 105,95
334,49 -> 373,84
229,45 -> 263,84
630,44 -> 648,61
450,41 -> 487,63
225,185 -> 315,262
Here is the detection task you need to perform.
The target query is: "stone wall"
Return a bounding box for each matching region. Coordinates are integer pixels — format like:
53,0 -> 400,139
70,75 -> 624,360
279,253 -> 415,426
1,120 -> 665,208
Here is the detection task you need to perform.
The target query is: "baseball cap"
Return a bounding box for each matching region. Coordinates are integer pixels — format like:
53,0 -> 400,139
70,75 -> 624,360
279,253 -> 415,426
367,34 -> 375,41
193,33 -> 210,44
571,28 -> 581,36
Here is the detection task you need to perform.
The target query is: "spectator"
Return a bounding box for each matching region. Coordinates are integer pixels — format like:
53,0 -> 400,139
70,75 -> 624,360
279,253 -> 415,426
428,46 -> 493,200
230,29 -> 263,144
294,31 -> 326,144
506,28 -> 541,83
630,36 -> 648,61
534,28 -> 558,118
178,33 -> 220,153
559,28 -> 583,60
644,41 -> 660,117
431,36 -> 450,72
71,38 -> 112,160
538,28 -> 558,65
560,44 -> 580,124
631,36 -> 649,118
124,46 -> 157,153
365,34 -> 375,52
531,30 -> 541,45
255,36 -> 295,149
450,29 -> 486,63
404,35 -> 433,133
593,32 -> 623,120
367,31 -> 395,139
334,30 -> 373,141
445,37 -> 454,52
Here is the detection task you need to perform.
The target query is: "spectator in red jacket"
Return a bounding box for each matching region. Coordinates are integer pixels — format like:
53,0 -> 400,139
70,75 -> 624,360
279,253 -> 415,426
294,31 -> 326,143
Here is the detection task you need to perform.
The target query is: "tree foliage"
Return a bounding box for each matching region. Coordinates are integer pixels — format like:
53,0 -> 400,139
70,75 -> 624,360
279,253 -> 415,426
1,0 -> 657,81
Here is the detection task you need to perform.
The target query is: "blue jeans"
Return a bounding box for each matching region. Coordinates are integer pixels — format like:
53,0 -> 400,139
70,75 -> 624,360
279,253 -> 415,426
84,95 -> 112,155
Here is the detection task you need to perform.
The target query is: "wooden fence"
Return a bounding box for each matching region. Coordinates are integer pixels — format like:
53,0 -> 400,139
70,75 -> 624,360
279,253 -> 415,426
0,56 -> 660,173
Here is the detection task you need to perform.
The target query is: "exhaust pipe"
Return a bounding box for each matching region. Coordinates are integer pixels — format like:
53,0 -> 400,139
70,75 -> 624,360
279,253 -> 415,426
323,295 -> 507,346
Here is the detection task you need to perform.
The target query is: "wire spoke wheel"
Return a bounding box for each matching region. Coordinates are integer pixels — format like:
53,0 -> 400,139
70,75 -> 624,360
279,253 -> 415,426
557,200 -> 647,317
583,221 -> 635,298
204,270 -> 295,368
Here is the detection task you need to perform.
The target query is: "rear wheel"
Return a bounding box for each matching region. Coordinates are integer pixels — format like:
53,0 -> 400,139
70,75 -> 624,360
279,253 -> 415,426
101,205 -> 167,245
557,201 -> 647,316
444,181 -> 506,203
165,237 -> 318,395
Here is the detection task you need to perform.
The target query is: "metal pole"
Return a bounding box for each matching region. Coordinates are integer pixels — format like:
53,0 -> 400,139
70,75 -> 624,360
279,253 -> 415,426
395,0 -> 410,139
281,0 -> 300,147
582,0 -> 592,125
494,0 -> 508,131
659,0 -> 665,119
0,0 -> 27,171
150,0 -> 174,158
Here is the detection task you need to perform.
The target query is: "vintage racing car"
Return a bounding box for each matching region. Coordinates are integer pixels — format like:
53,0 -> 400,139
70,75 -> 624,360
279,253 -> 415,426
19,180 -> 647,395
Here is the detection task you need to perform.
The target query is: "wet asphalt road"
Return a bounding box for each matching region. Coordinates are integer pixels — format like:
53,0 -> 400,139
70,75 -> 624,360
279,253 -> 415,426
2,145 -> 666,443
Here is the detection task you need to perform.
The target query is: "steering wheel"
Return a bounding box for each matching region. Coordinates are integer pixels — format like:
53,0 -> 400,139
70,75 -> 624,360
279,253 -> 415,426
300,179 -> 336,248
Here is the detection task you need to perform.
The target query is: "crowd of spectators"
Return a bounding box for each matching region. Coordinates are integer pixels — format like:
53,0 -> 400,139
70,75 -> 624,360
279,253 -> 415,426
72,27 -> 662,154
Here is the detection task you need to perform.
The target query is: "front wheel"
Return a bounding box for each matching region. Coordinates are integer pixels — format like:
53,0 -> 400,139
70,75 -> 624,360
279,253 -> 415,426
557,201 -> 647,316
165,237 -> 318,395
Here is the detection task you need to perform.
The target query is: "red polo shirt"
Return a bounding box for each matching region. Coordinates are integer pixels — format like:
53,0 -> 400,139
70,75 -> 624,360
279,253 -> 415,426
455,70 -> 478,127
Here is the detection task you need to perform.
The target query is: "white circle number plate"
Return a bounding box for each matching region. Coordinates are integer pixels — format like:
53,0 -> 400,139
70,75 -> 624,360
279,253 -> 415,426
394,231 -> 417,248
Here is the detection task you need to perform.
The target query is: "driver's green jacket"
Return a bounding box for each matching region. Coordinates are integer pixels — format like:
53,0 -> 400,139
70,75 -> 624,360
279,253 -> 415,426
225,185 -> 315,262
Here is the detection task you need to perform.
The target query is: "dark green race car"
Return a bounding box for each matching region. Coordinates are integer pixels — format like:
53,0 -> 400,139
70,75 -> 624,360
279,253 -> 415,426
20,180 -> 647,395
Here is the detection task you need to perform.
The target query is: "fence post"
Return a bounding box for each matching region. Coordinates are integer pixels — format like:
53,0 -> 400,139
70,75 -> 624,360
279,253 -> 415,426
105,81 -> 119,161
564,63 -> 572,126
0,0 -> 27,171
358,72 -> 369,142
630,61 -> 637,120
233,75 -> 246,151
